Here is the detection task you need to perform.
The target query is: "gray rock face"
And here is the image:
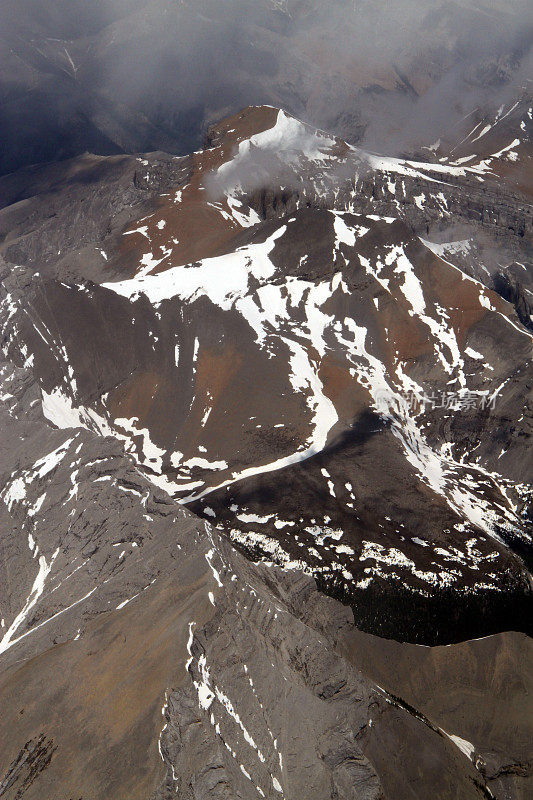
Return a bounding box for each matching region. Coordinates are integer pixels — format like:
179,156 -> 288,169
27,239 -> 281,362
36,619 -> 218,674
350,166 -> 532,245
0,152 -> 193,283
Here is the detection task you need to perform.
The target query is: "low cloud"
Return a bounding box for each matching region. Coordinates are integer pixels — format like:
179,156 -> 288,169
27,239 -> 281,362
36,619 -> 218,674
1,0 -> 532,174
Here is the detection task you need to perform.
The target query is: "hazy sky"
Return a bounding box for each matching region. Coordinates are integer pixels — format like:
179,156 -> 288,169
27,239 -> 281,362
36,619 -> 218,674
1,0 -> 532,172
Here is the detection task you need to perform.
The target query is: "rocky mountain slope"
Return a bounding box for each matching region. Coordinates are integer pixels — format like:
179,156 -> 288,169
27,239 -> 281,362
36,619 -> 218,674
3,103 -> 531,638
0,97 -> 532,797
0,330 -> 531,799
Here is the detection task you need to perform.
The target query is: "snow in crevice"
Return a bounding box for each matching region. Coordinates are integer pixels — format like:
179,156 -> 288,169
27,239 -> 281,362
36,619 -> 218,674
331,309 -> 521,541
0,548 -> 59,655
1,437 -> 75,514
186,613 -> 285,799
